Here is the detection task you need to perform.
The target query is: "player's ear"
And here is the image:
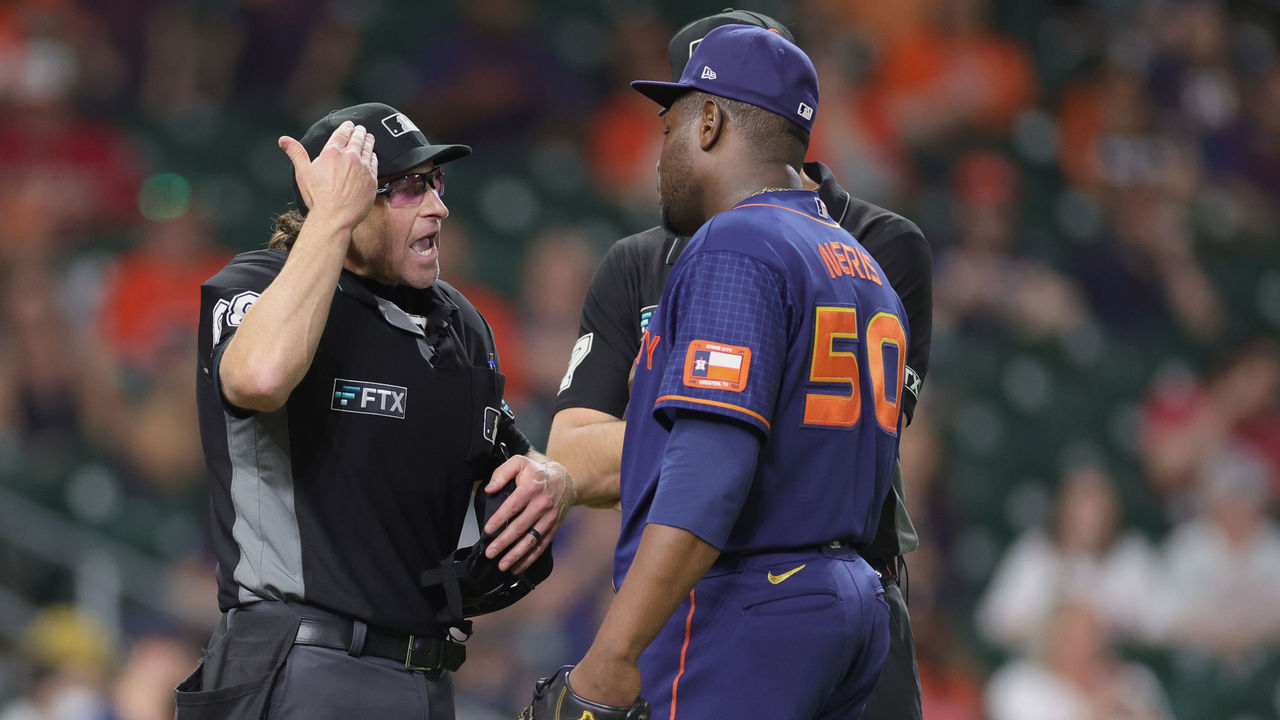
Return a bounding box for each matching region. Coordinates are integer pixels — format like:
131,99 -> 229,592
699,99 -> 723,151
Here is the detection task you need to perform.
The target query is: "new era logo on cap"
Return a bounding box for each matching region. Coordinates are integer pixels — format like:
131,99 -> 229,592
701,65 -> 717,80
381,112 -> 419,137
797,102 -> 814,121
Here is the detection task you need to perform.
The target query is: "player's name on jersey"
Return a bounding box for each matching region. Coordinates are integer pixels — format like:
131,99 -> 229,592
816,241 -> 883,286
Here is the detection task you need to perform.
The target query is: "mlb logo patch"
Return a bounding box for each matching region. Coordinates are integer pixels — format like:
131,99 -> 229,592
683,340 -> 751,392
381,112 -> 419,137
797,102 -> 814,120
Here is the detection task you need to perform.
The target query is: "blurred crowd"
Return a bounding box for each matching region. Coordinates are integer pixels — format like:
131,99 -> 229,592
0,0 -> 1277,718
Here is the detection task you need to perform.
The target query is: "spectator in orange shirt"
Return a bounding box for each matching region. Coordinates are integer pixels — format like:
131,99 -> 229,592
863,0 -> 1036,150
98,210 -> 232,376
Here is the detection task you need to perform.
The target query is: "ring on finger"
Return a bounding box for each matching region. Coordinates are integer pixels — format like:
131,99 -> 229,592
526,527 -> 544,544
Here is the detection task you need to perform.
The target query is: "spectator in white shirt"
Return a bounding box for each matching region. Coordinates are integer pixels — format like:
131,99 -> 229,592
977,462 -> 1161,651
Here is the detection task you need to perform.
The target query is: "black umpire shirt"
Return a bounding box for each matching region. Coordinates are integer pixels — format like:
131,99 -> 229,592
555,161 -> 933,561
197,249 -> 530,637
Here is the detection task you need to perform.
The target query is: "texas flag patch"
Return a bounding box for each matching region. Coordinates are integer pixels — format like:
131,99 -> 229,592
683,340 -> 752,392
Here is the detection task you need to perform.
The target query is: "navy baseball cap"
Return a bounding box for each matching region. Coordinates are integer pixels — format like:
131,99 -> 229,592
293,102 -> 471,214
667,9 -> 794,81
632,25 -> 819,134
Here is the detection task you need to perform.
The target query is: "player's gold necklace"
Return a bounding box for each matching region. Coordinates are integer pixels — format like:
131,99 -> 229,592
746,186 -> 794,199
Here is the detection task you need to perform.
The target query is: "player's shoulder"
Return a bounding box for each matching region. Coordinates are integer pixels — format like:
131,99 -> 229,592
695,205 -> 788,247
667,210 -> 786,287
203,248 -> 286,291
694,199 -> 834,264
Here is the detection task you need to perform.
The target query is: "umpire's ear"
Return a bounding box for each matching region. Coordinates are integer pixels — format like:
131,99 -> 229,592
698,98 -> 724,151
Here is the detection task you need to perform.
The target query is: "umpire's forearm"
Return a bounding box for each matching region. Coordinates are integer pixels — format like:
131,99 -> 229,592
546,408 -> 626,508
220,211 -> 353,411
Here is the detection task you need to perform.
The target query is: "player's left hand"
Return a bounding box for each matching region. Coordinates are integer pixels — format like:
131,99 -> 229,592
568,656 -> 643,709
483,454 -> 576,574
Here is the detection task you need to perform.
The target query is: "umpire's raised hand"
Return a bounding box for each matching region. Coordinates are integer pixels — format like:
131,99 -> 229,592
278,119 -> 378,227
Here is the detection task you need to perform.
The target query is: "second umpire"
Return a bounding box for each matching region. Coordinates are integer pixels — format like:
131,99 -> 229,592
546,10 -> 933,720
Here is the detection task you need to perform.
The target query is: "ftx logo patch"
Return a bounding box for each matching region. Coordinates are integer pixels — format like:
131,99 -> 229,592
331,378 -> 407,419
639,305 -> 657,336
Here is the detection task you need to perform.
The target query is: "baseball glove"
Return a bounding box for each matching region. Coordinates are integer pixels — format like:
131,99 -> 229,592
520,666 -> 650,720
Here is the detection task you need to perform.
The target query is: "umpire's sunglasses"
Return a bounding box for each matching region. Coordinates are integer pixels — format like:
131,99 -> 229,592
376,168 -> 445,208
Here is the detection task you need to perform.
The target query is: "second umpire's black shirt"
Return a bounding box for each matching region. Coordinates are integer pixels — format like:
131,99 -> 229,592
197,249 -> 530,636
556,161 -> 933,559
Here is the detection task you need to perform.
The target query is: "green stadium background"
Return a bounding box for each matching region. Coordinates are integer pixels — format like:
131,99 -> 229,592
0,0 -> 1278,718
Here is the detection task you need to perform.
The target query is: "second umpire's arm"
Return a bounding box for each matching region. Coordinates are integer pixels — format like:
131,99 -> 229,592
545,232 -> 655,507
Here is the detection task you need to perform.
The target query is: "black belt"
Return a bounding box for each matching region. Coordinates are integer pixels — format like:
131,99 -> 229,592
293,616 -> 466,672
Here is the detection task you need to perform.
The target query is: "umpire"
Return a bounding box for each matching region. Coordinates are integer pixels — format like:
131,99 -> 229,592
181,103 -> 574,719
546,10 -> 932,720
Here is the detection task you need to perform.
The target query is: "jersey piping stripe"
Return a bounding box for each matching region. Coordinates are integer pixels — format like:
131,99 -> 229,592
654,395 -> 772,430
733,202 -> 843,229
670,589 -> 695,720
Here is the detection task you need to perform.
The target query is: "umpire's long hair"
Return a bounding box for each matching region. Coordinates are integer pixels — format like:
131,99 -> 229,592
268,208 -> 305,250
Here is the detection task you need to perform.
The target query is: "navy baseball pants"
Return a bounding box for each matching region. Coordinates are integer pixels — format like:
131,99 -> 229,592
637,544 -> 890,720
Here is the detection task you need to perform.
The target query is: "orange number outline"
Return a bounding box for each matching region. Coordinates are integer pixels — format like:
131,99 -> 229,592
803,306 -> 861,427
802,306 -> 907,434
866,311 -> 908,434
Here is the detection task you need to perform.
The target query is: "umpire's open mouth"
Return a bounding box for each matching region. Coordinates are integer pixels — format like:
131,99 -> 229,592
411,232 -> 438,257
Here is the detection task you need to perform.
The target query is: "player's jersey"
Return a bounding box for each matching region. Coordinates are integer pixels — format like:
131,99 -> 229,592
615,190 -> 909,586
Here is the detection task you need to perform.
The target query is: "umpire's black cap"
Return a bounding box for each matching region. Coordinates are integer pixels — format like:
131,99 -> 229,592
293,102 -> 471,214
667,9 -> 795,82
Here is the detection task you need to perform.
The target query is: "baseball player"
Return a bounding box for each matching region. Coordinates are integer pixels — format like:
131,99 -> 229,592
525,26 -> 907,719
547,10 -> 931,720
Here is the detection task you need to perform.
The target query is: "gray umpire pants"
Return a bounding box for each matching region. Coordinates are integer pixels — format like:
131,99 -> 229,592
175,602 -> 455,720
267,642 -> 455,719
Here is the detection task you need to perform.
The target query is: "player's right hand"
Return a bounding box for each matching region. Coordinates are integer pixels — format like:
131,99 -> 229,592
278,120 -> 377,227
520,666 -> 650,720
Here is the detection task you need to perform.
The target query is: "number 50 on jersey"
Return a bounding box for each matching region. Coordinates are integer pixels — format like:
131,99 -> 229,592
803,306 -> 907,434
